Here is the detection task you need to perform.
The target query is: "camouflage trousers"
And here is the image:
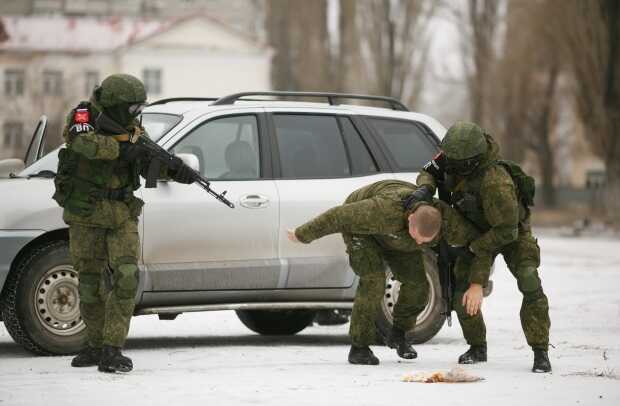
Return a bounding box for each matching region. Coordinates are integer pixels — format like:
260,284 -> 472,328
343,233 -> 429,347
453,230 -> 550,350
69,219 -> 140,348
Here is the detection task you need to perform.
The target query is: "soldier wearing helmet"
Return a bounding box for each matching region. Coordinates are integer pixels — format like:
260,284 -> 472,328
53,74 -> 196,373
406,121 -> 552,373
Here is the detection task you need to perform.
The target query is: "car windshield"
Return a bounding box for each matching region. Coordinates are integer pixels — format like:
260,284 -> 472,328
141,113 -> 182,143
18,112 -> 182,176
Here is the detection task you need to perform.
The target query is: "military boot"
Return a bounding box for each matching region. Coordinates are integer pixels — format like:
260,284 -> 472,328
532,349 -> 552,373
384,327 -> 417,360
348,346 -> 380,365
458,344 -> 487,364
98,345 -> 133,373
71,346 -> 101,367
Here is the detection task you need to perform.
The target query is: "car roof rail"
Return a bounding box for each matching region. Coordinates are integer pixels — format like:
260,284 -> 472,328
211,91 -> 409,111
148,97 -> 219,107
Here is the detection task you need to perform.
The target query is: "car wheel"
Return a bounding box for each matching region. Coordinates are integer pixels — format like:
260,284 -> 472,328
0,240 -> 87,355
235,309 -> 317,335
375,250 -> 446,344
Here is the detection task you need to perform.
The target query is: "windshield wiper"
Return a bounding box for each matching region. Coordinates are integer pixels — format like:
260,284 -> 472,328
27,170 -> 56,179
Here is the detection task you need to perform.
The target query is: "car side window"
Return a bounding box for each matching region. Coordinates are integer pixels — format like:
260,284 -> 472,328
366,117 -> 437,171
273,114 -> 351,178
173,115 -> 260,180
339,117 -> 378,175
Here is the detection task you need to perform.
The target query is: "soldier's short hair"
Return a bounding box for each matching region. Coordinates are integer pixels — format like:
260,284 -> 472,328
409,205 -> 442,238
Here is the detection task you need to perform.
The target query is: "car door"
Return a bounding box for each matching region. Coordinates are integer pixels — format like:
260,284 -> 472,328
272,111 -> 392,289
141,111 -> 281,292
24,115 -> 49,166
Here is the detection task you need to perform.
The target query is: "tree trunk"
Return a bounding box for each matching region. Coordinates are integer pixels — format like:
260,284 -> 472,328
603,0 -> 620,223
603,115 -> 620,222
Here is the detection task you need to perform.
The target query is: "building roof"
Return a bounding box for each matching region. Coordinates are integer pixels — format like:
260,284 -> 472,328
0,14 -> 262,53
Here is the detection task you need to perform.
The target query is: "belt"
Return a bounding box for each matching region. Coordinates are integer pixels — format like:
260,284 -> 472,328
92,187 -> 133,201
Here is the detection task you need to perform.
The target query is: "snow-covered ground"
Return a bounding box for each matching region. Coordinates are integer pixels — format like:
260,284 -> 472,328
1,234 -> 619,405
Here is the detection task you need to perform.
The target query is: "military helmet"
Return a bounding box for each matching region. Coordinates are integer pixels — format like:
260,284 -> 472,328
440,121 -> 487,160
95,74 -> 146,108
94,74 -> 147,126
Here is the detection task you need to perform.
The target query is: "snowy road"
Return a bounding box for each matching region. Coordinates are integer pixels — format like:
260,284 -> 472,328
1,234 -> 619,405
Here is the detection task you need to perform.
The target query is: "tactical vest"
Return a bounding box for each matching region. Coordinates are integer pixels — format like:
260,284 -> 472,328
450,160 -> 531,232
52,101 -> 141,216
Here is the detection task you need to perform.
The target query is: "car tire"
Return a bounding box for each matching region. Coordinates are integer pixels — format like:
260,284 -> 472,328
235,309 -> 317,335
0,240 -> 87,355
375,250 -> 446,344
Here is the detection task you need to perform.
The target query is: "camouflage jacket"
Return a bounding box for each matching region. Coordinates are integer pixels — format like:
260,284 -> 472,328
295,180 -> 434,252
55,99 -> 151,229
417,133 -> 524,258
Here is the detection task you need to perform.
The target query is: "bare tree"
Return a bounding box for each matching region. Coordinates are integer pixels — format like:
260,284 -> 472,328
334,0 -> 365,93
548,0 -> 620,221
491,0 -> 563,207
449,0 -> 500,127
356,0 -> 436,108
266,0 -> 332,91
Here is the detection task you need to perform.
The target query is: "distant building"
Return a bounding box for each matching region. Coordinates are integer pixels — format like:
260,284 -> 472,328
0,14 -> 271,159
0,0 -> 265,41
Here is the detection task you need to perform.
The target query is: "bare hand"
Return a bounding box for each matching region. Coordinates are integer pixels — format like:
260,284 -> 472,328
287,229 -> 300,243
462,283 -> 483,316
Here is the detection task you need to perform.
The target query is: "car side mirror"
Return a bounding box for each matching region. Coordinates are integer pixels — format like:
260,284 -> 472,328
0,158 -> 25,178
176,153 -> 200,173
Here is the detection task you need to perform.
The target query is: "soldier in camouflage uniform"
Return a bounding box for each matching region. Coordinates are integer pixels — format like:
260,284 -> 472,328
288,180 -> 480,365
53,74 -> 197,373
408,121 -> 552,373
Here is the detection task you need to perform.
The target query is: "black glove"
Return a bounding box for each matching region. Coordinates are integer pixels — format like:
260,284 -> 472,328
172,163 -> 199,184
446,245 -> 475,262
403,185 -> 433,210
423,152 -> 447,181
118,142 -> 143,161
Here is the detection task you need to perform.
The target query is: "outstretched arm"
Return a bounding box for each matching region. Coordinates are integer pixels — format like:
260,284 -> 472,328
294,197 -> 401,244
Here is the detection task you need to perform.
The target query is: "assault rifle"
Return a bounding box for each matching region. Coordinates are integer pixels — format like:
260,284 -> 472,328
94,112 -> 235,209
436,176 -> 455,327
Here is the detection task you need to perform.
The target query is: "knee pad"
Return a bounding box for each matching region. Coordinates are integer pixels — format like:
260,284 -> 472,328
517,266 -> 542,294
523,287 -> 547,305
78,272 -> 101,304
114,263 -> 139,299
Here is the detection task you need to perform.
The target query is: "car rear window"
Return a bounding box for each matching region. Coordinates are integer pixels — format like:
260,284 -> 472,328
366,117 -> 438,171
340,117 -> 378,175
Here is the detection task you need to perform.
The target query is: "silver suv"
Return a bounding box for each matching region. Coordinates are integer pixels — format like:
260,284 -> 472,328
0,92 -> 461,355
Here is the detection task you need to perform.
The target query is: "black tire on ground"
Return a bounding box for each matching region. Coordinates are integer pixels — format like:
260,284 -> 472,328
375,250 -> 446,345
0,240 -> 87,355
236,309 -> 317,335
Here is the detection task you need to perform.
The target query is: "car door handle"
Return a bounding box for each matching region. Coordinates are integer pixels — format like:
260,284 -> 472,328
240,194 -> 270,208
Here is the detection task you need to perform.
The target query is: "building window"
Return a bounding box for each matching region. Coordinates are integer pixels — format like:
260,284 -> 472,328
4,69 -> 25,96
143,68 -> 162,95
85,70 -> 99,96
3,121 -> 24,149
43,70 -> 63,96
